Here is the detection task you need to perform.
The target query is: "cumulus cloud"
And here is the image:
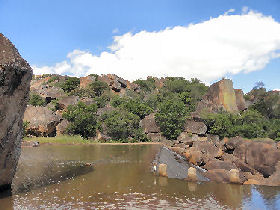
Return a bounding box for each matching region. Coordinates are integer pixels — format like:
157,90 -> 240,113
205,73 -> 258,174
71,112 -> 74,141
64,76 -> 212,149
32,10 -> 280,83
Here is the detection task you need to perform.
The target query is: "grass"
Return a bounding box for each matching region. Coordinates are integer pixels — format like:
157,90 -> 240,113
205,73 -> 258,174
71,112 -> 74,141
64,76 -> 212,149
23,135 -> 155,145
23,135 -> 93,144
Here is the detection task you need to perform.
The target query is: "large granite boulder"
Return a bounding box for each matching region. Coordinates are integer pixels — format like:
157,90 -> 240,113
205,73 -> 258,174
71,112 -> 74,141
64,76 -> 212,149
23,105 -> 61,136
225,137 -> 280,177
139,113 -> 160,134
56,119 -> 69,136
79,75 -> 96,88
99,74 -> 127,92
0,34 -> 32,190
196,79 -> 246,114
57,95 -> 79,110
184,120 -> 207,135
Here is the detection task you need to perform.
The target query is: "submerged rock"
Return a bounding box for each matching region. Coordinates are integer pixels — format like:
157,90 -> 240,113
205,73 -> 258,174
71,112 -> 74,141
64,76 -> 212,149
0,33 -> 32,191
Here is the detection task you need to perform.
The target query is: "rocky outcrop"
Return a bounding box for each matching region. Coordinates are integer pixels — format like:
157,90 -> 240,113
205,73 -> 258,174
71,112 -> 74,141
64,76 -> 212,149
23,105 -> 61,137
170,135 -> 280,185
56,119 -> 69,136
184,120 -> 207,135
140,113 -> 167,142
79,75 -> 96,88
196,79 -> 246,114
0,34 -> 32,190
57,95 -> 79,110
99,74 -> 128,92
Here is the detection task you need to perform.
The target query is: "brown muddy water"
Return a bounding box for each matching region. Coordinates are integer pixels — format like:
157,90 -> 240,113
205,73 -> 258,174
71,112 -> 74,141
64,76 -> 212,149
0,144 -> 280,209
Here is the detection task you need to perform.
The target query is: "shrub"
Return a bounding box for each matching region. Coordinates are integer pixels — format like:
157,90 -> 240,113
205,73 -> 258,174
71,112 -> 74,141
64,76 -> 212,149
155,99 -> 187,140
60,77 -> 80,93
133,78 -> 156,92
23,121 -> 30,137
62,102 -> 98,139
89,80 -> 109,97
101,109 -> 142,141
29,93 -> 46,106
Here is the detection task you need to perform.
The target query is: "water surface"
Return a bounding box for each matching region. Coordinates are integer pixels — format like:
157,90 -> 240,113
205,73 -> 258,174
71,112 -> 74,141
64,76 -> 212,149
1,144 -> 280,209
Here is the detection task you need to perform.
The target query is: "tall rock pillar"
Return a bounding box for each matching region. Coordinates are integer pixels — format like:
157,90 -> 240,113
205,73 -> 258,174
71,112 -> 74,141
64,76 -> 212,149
0,34 -> 32,191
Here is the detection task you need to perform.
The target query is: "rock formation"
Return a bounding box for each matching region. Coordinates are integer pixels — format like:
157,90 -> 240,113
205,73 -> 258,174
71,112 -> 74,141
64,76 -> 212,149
196,79 -> 246,114
0,33 -> 32,190
23,105 -> 61,137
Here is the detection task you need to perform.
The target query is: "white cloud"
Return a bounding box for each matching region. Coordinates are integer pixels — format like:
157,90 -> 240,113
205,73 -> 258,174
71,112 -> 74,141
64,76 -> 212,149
32,10 -> 280,83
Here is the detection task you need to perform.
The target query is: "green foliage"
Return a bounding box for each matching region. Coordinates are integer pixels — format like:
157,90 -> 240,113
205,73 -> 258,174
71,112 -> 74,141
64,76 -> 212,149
60,77 -> 80,93
267,119 -> 280,141
93,94 -> 110,108
89,80 -> 109,97
101,109 -> 143,141
111,96 -> 152,119
23,121 -> 30,137
202,110 -> 269,139
47,75 -> 59,84
29,93 -> 46,106
133,78 -> 156,92
155,99 -> 187,140
62,102 -> 98,139
49,99 -> 60,111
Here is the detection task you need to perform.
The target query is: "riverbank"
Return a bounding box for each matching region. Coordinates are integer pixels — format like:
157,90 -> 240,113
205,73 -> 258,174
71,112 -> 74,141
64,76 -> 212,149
23,135 -> 162,146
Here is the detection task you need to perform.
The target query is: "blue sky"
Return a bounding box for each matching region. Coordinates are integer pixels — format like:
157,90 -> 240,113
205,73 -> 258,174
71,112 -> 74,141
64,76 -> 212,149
0,0 -> 280,92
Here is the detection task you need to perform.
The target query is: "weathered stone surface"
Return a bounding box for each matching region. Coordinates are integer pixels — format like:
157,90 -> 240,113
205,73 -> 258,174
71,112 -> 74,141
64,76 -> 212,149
147,133 -> 167,142
0,33 -> 32,190
80,75 -> 96,88
225,137 -> 280,177
234,89 -> 246,111
23,105 -> 61,137
99,74 -> 127,92
57,95 -> 79,110
204,159 -> 237,171
184,120 -> 207,134
139,113 -> 160,134
196,79 -> 245,113
56,119 -> 69,136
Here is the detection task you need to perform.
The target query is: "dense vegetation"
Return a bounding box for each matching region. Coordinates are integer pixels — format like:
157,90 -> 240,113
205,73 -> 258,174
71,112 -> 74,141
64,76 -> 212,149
202,85 -> 280,140
28,74 -> 280,142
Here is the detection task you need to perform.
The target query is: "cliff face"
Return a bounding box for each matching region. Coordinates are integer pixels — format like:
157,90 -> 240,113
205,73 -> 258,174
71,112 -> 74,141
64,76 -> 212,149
196,79 -> 246,114
0,34 -> 32,190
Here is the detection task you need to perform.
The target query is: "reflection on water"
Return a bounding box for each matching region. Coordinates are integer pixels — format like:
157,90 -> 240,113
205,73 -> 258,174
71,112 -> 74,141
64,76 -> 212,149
0,144 -> 280,209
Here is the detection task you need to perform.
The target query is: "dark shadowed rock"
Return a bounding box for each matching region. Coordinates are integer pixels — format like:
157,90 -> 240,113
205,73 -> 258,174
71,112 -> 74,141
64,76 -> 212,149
23,105 -> 61,137
0,33 -> 32,190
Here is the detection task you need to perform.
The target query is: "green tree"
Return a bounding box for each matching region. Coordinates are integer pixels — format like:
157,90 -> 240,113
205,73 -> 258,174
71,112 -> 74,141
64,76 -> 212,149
155,99 -> 187,140
89,80 -> 109,97
62,102 -> 98,139
60,77 -> 80,93
101,109 -> 142,141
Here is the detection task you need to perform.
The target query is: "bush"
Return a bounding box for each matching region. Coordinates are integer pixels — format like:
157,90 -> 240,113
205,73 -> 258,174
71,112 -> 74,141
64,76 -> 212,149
60,77 -> 80,93
89,80 -> 109,97
29,93 -> 46,106
23,121 -> 30,137
62,102 -> 98,139
101,109 -> 143,141
202,110 -> 269,139
155,99 -> 187,140
133,78 -> 156,92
